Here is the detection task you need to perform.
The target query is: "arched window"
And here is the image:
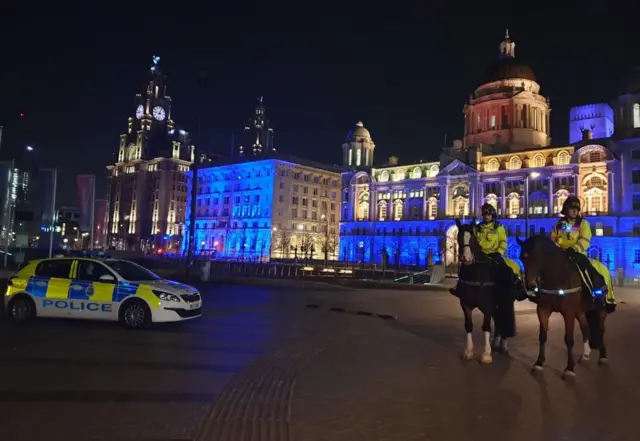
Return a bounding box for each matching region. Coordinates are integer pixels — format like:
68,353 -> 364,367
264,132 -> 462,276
358,200 -> 370,220
634,103 -> 640,129
393,200 -> 404,221
427,197 -> 438,220
533,154 -> 545,168
508,193 -> 521,218
486,158 -> 500,172
378,201 -> 388,221
555,190 -> 569,214
411,167 -> 422,179
378,171 -> 389,182
557,151 -> 570,166
509,156 -> 522,170
584,187 -> 606,214
392,170 -> 406,182
485,194 -> 498,211
429,164 -> 439,177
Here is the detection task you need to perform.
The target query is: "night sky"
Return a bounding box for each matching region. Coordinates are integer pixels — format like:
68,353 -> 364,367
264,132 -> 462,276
2,4 -> 639,203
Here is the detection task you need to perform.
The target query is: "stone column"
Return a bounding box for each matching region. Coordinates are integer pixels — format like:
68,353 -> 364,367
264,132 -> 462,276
573,172 -> 579,199
500,181 -> 506,217
547,176 -> 554,215
608,171 -> 615,214
469,178 -> 476,215
370,187 -> 377,221
439,182 -> 448,217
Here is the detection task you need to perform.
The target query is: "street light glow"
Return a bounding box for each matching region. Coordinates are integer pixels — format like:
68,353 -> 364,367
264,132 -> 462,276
529,171 -> 540,179
26,145 -> 34,151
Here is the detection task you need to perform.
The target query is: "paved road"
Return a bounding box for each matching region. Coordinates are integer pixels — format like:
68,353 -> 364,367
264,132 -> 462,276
1,284 -> 640,441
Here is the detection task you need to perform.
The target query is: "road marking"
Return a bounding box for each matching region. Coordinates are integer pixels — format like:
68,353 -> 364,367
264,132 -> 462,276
306,304 -> 397,320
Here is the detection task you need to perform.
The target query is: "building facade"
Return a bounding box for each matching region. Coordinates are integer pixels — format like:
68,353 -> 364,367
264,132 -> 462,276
182,157 -> 341,261
340,32 -> 640,279
106,56 -> 194,251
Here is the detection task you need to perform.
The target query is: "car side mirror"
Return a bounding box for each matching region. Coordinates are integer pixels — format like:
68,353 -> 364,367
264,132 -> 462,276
99,274 -> 116,283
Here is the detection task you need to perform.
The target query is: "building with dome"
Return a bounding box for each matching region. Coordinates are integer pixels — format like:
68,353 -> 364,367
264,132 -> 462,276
339,31 -> 640,280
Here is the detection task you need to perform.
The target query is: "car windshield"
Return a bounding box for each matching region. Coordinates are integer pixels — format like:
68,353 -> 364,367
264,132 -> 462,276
104,260 -> 160,281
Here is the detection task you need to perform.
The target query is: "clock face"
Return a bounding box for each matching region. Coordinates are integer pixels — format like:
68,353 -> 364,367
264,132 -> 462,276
135,105 -> 143,119
152,106 -> 166,121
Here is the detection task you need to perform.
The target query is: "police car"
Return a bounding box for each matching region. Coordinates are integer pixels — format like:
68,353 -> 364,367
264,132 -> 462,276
4,257 -> 202,329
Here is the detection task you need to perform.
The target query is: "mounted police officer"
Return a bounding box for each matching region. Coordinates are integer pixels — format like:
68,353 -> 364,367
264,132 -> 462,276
551,195 -> 609,300
450,203 -> 526,300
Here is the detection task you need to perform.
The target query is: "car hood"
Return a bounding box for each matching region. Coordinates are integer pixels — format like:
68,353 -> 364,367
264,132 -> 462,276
132,279 -> 198,295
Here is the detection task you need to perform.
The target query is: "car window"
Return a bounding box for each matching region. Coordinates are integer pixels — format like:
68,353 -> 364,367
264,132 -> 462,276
35,260 -> 73,278
76,261 -> 114,282
103,260 -> 160,281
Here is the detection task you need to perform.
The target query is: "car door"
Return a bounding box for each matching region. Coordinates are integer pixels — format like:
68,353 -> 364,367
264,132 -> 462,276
30,259 -> 74,317
68,260 -> 118,320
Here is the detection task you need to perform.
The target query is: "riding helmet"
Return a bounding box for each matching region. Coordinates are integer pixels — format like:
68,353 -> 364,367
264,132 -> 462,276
561,195 -> 581,215
480,203 -> 497,217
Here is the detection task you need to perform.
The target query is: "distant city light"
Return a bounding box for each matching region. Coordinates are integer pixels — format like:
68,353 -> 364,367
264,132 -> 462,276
26,145 -> 34,151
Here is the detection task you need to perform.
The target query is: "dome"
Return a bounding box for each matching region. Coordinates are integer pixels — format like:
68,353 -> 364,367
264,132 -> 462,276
345,121 -> 371,142
483,57 -> 536,83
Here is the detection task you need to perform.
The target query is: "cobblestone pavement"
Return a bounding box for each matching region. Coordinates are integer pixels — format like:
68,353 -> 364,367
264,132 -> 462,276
1,284 -> 639,441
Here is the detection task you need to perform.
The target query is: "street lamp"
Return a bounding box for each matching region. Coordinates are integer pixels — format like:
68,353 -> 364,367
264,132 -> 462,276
524,171 -> 541,237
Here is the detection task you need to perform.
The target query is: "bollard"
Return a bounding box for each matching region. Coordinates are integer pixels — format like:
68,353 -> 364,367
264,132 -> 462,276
617,267 -> 624,287
201,261 -> 211,282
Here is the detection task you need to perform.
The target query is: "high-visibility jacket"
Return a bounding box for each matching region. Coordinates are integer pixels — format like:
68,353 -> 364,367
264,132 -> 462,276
551,216 -> 591,255
475,221 -> 507,255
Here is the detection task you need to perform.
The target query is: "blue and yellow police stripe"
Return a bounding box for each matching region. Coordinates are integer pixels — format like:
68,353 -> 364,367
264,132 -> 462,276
24,276 -> 161,308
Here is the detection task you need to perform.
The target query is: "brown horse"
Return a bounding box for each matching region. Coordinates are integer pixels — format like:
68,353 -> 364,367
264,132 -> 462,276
517,235 -> 608,378
455,219 -> 513,364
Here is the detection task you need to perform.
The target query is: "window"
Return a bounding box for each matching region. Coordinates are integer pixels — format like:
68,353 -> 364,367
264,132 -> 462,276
35,260 -> 73,278
77,261 -> 114,282
589,151 -> 602,163
104,260 -> 160,281
635,249 -> 640,264
490,115 -> 496,129
508,194 -> 520,218
595,222 -> 604,236
557,151 -> 570,166
486,159 -> 500,172
378,201 -> 388,221
533,154 -> 545,168
427,197 -> 438,219
633,194 -> 640,210
393,200 -> 404,221
509,156 -> 522,170
632,170 -> 640,184
634,103 -> 640,129
632,150 -> 640,160
411,167 -> 422,179
378,171 -> 389,182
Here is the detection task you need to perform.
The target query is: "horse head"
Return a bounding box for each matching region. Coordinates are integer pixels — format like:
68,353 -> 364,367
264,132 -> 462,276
455,218 -> 480,265
517,235 -> 572,291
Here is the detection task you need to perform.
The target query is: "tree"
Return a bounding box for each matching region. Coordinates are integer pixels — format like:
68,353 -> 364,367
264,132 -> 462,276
299,232 -> 315,260
272,228 -> 291,259
321,233 -> 337,265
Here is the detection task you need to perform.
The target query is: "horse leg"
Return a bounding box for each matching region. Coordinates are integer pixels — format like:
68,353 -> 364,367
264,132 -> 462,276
577,312 -> 591,362
480,310 -> 493,364
533,306 -> 550,371
598,310 -> 609,365
492,306 -> 502,350
462,303 -> 475,361
562,313 -> 577,378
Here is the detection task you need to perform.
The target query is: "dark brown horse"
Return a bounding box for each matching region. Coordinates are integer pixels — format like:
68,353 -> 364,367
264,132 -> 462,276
517,234 -> 608,378
455,219 -> 513,364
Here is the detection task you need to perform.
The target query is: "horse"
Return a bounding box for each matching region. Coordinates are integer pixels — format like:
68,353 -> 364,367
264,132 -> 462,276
455,218 -> 516,364
516,235 -> 609,378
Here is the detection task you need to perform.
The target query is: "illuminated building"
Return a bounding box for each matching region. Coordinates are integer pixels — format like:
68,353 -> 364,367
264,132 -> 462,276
182,157 -> 341,261
106,56 -> 194,251
237,97 -> 275,157
340,31 -> 640,279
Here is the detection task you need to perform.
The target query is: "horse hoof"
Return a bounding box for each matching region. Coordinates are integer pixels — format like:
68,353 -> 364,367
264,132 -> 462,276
461,352 -> 475,361
580,354 -> 591,362
562,370 -> 576,378
480,354 -> 493,364
599,358 -> 609,365
531,364 -> 544,372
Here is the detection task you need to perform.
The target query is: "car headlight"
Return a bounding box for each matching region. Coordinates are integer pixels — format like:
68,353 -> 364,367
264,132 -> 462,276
152,290 -> 181,302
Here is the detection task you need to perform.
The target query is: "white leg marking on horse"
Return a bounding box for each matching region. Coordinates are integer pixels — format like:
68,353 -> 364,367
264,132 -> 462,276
500,339 -> 509,353
481,331 -> 492,364
462,232 -> 473,263
581,341 -> 591,361
563,369 -> 576,378
599,358 -> 609,365
463,332 -> 474,360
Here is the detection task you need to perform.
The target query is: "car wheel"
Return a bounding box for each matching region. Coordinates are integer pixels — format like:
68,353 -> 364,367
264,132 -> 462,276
119,299 -> 151,329
8,295 -> 36,323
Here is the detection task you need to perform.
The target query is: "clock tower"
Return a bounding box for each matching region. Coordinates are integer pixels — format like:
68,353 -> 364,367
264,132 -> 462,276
106,56 -> 194,252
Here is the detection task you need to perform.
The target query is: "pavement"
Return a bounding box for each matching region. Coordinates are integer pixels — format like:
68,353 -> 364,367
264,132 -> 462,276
1,284 -> 640,441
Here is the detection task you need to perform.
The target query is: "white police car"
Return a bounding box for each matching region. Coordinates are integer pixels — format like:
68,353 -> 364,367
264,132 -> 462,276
5,257 -> 202,329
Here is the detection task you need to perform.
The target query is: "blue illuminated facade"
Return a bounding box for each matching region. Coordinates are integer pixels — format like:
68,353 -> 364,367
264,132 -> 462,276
182,160 -> 277,260
339,33 -> 640,280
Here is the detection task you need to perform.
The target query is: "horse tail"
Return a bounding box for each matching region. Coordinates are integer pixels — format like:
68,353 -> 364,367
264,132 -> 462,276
586,309 -> 602,348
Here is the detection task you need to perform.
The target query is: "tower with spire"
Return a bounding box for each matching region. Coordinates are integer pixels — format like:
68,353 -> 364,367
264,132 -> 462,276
237,97 -> 275,157
499,29 -> 515,59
